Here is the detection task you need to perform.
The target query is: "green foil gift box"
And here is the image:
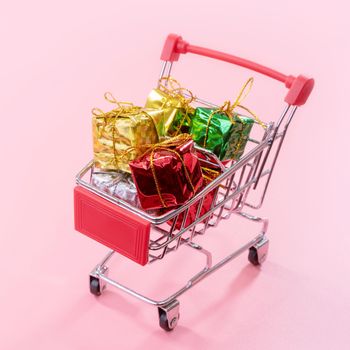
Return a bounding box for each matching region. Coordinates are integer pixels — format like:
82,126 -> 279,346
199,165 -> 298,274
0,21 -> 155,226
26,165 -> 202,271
190,106 -> 254,161
145,77 -> 195,138
190,78 -> 265,161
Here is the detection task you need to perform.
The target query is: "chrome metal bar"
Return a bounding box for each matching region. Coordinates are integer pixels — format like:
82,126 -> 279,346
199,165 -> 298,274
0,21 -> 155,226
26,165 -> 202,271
236,164 -> 247,189
96,207 -> 266,306
158,61 -> 173,83
150,172 -> 265,250
244,169 -> 271,209
215,173 -> 235,221
97,231 -> 264,307
159,61 -> 167,80
149,218 -> 177,250
252,106 -> 298,209
238,211 -> 269,233
179,208 -> 190,232
248,138 -> 261,145
187,242 -> 213,269
191,234 -> 263,285
238,155 -> 260,210
276,104 -> 291,129
202,185 -> 221,229
252,104 -> 291,191
190,197 -> 205,241
176,208 -> 190,249
250,150 -> 263,185
99,250 -> 115,267
149,180 -> 256,250
285,106 -> 298,127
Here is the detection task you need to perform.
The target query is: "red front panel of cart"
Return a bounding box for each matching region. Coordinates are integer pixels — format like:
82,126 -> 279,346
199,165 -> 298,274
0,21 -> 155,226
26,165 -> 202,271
74,186 -> 150,266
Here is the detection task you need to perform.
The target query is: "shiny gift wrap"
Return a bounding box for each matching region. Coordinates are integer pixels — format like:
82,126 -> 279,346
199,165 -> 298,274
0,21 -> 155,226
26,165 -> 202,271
190,78 -> 265,161
168,150 -> 223,230
91,170 -> 141,207
129,134 -> 203,210
93,94 -> 161,173
190,107 -> 254,161
145,77 -> 195,138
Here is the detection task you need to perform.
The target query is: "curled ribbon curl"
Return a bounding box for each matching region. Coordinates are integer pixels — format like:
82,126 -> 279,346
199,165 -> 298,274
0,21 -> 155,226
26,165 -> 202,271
203,77 -> 266,149
92,92 -> 140,121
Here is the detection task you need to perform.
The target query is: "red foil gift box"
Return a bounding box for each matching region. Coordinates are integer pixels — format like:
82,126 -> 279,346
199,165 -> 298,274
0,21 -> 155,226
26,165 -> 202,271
168,150 -> 223,230
129,134 -> 203,210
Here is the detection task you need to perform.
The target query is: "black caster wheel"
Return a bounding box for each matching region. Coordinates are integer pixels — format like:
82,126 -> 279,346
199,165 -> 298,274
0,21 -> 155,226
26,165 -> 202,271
248,247 -> 259,266
158,302 -> 180,331
159,311 -> 173,332
89,276 -> 101,296
248,237 -> 269,266
159,310 -> 179,331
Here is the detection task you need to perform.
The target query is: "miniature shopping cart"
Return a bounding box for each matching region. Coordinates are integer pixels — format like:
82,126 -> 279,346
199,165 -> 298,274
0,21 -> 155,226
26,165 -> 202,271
74,34 -> 314,331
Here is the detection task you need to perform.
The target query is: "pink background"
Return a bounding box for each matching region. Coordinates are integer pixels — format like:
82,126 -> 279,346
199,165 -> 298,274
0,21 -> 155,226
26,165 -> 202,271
1,0 -> 349,349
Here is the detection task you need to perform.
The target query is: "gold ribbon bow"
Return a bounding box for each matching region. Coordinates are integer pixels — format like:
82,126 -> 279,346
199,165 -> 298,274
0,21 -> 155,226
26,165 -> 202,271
158,76 -> 195,136
203,77 -> 266,148
92,92 -> 143,122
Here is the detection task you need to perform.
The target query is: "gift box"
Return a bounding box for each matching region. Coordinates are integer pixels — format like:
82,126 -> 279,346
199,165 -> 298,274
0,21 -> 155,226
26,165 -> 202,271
91,170 -> 141,208
190,106 -> 254,161
145,77 -> 195,138
92,93 -> 161,173
168,150 -> 223,230
189,78 -> 265,161
129,134 -> 203,210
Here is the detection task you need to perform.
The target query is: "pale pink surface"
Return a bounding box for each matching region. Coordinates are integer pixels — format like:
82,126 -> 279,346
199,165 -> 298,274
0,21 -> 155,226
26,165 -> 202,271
0,0 -> 349,349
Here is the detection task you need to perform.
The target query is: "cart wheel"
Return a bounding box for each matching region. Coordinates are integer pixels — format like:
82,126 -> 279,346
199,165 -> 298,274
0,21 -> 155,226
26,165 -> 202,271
248,247 -> 260,265
248,237 -> 269,266
159,311 -> 172,331
158,309 -> 180,331
158,300 -> 180,331
89,265 -> 108,296
89,277 -> 102,296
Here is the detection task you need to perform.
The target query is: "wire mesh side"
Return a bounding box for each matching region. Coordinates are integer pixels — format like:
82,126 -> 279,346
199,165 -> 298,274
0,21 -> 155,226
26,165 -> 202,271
147,144 -> 268,263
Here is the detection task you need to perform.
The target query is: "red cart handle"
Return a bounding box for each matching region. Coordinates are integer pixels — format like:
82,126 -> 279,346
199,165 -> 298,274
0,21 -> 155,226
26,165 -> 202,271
161,34 -> 314,106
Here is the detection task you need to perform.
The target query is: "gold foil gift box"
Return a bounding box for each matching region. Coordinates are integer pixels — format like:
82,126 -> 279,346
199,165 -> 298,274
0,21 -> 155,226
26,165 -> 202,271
92,93 -> 162,173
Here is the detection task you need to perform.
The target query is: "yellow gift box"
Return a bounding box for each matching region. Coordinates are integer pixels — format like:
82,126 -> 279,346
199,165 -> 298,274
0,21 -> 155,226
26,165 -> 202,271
92,93 -> 161,173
